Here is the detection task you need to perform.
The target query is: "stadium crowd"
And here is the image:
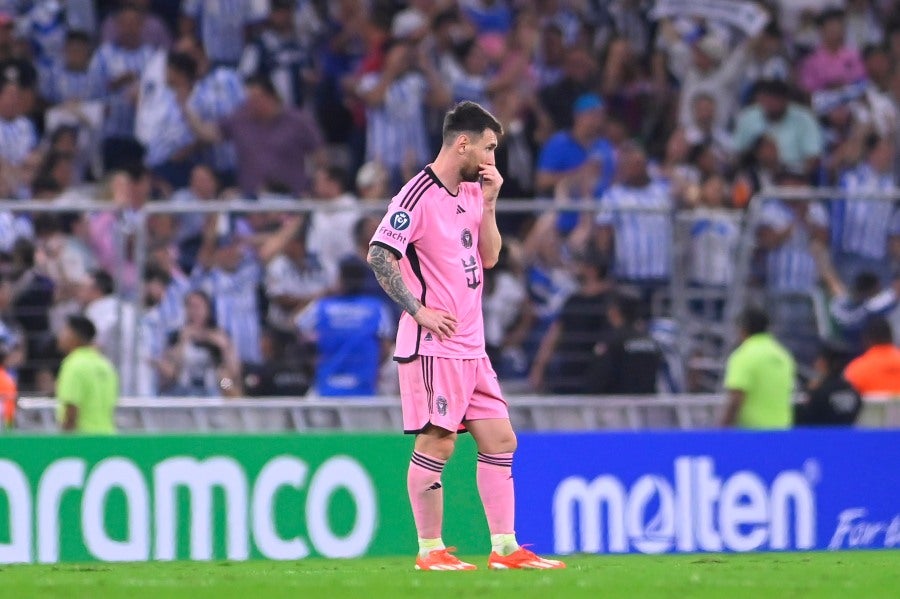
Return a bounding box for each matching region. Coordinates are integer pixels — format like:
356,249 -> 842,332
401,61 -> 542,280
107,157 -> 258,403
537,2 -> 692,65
0,0 -> 896,406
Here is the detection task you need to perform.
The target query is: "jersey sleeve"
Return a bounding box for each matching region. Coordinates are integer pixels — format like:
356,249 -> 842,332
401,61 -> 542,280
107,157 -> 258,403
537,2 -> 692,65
369,197 -> 424,259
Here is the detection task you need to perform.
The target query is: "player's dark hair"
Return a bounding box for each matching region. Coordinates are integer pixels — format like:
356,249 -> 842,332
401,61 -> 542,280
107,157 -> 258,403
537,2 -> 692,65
862,317 -> 894,346
67,314 -> 97,344
167,51 -> 198,81
740,307 -> 769,336
91,269 -> 115,296
442,101 -> 503,145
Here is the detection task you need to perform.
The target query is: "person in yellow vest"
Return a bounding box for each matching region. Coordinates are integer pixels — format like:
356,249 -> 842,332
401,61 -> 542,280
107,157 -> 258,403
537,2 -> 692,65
56,315 -> 119,434
722,307 -> 796,429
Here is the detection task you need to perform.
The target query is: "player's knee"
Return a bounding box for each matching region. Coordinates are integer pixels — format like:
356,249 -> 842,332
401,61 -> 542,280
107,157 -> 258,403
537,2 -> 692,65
416,428 -> 457,460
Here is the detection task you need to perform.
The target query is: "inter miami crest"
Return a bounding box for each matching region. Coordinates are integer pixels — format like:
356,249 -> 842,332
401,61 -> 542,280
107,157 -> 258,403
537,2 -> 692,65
461,228 -> 473,249
436,396 -> 448,416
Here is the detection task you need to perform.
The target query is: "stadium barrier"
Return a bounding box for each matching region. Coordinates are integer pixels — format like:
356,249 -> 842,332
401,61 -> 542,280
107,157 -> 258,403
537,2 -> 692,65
0,429 -> 897,564
13,394 -> 729,432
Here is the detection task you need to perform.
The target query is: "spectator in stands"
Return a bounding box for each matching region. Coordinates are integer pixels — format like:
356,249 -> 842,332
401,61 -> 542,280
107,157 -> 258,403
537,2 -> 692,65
685,94 -> 735,169
483,243 -> 530,378
55,314 -> 118,433
595,142 -> 673,301
0,76 -> 38,199
538,44 -> 596,131
739,23 -> 791,103
795,341 -> 862,426
686,175 -> 740,317
264,220 -> 328,333
78,268 -> 135,392
587,291 -> 661,395
143,51 -> 199,191
171,163 -> 220,271
136,263 -> 172,396
844,317 -> 900,395
832,134 -> 896,284
306,165 -> 360,285
184,74 -> 324,197
38,30 -> 100,106
89,165 -> 150,299
535,93 -> 616,201
354,36 -> 451,188
296,257 -> 393,397
733,79 -> 824,176
529,251 -> 612,394
660,26 -> 749,132
0,272 -> 25,379
239,0 -> 316,109
758,171 -> 830,293
758,170 -> 830,365
180,0 -> 266,68
799,9 -> 866,94
241,325 -> 312,397
101,0 -> 171,50
8,238 -> 55,393
819,234 -> 899,352
157,289 -> 242,398
355,161 -> 389,202
722,307 -> 795,429
89,4 -> 154,143
193,212 -> 303,365
174,34 -> 245,185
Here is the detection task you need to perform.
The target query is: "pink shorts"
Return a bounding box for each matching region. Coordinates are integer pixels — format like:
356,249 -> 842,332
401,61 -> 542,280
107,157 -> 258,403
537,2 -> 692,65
398,355 -> 509,434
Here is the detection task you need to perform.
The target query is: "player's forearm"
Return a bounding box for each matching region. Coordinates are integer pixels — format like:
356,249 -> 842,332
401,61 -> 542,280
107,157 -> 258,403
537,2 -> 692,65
367,245 -> 422,316
478,208 -> 502,269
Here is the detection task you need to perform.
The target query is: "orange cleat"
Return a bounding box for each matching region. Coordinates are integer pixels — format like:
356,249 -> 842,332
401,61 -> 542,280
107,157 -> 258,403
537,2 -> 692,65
488,546 -> 567,570
415,547 -> 478,571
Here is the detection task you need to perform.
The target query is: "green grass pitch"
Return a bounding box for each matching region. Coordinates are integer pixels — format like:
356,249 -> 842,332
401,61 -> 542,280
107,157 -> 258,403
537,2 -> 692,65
4,552 -> 899,599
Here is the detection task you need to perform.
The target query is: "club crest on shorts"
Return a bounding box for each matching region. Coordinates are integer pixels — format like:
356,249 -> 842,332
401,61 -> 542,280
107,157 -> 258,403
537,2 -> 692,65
460,228 -> 473,249
436,395 -> 448,416
390,211 -> 411,230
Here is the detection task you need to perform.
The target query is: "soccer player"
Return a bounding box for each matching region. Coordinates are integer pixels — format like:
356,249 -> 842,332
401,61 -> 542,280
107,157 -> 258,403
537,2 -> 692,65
367,101 -> 565,571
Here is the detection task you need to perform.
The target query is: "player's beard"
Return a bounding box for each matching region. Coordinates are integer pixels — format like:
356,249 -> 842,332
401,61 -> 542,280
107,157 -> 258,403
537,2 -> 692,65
460,161 -> 480,183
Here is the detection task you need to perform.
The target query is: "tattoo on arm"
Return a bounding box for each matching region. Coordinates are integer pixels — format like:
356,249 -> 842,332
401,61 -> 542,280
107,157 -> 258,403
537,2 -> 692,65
367,245 -> 421,316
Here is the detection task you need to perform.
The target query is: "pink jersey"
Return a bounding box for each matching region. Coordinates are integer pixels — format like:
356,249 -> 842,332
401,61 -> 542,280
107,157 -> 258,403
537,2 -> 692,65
370,167 -> 487,361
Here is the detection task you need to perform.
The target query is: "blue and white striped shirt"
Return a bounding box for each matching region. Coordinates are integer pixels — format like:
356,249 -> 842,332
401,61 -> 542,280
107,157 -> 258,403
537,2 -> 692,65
0,116 -> 37,167
833,164 -> 897,259
183,0 -> 267,66
89,42 -> 154,138
687,208 -> 740,287
759,200 -> 829,293
357,71 -> 429,170
596,182 -> 674,281
188,67 -> 245,172
38,61 -> 100,103
19,0 -> 67,67
158,273 -> 191,334
143,91 -> 195,167
192,258 -> 263,364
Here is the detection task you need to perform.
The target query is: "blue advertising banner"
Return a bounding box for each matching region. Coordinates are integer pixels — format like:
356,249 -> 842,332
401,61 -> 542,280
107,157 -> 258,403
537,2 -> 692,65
515,430 -> 900,555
